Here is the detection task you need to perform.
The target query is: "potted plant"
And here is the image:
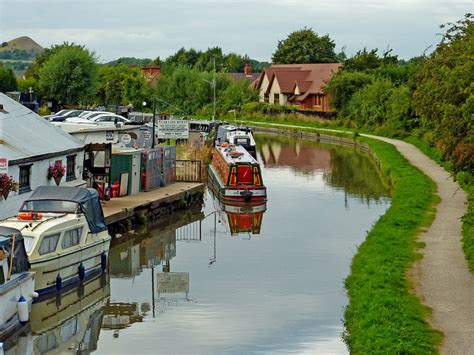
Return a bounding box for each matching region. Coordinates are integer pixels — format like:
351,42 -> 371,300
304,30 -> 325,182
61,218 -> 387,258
0,174 -> 18,200
48,161 -> 66,186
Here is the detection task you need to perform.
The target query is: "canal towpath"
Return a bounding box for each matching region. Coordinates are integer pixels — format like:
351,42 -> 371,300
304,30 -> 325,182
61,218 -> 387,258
249,121 -> 471,354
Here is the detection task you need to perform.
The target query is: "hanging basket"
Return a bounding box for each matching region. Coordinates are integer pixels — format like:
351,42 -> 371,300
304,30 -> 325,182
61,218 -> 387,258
54,176 -> 62,186
2,189 -> 9,200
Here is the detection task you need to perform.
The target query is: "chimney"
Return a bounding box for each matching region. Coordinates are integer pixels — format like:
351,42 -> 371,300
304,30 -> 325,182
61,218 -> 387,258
244,63 -> 252,76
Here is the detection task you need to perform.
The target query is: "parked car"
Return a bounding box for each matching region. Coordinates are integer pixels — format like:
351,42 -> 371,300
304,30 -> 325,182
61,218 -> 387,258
48,110 -> 84,122
89,113 -> 131,125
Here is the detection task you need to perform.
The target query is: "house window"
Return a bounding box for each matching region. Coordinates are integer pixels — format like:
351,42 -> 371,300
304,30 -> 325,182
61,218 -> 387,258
274,93 -> 280,103
66,155 -> 76,181
19,165 -> 32,194
38,233 -> 60,255
264,94 -> 269,103
61,227 -> 83,249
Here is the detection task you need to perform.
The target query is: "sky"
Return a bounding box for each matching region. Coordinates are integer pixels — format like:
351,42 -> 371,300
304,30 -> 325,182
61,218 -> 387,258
0,0 -> 472,63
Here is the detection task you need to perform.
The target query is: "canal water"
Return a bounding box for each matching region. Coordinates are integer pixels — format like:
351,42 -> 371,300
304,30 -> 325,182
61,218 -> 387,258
4,135 -> 390,354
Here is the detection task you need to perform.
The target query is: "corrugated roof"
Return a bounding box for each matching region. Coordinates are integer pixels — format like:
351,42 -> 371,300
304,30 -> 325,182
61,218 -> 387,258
0,93 -> 84,162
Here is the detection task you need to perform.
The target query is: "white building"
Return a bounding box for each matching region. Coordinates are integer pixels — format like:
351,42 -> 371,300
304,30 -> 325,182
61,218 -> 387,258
0,93 -> 86,219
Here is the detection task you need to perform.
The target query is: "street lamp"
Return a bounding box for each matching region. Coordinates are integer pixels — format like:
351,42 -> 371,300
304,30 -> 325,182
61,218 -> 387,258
142,101 -> 146,123
152,98 -> 156,148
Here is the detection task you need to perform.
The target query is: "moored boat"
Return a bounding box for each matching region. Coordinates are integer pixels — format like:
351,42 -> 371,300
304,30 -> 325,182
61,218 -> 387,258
0,186 -> 111,297
0,227 -> 36,339
208,143 -> 266,204
215,125 -> 257,158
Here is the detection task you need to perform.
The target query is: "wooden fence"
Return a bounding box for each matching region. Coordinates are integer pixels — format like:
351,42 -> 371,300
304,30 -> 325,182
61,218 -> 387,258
176,160 -> 202,182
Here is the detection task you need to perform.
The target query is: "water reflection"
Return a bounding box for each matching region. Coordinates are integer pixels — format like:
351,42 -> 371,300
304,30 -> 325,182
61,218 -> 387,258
216,200 -> 266,236
257,134 -> 391,202
4,274 -> 110,355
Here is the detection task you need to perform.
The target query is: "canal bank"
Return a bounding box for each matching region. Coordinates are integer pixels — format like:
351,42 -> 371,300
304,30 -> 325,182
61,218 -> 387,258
249,122 -> 448,353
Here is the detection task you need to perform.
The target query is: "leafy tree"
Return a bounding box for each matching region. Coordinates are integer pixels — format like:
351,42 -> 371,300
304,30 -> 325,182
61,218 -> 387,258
413,13 -> 473,172
272,28 -> 338,64
38,45 -> 99,105
0,63 -> 17,92
1,42 -> 8,48
105,57 -> 153,67
26,42 -> 85,81
324,71 -> 374,111
17,77 -> 38,93
97,64 -> 150,107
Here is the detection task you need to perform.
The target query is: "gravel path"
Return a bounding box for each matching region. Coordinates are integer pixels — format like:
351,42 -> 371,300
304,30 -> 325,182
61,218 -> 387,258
250,122 -> 472,353
364,136 -> 471,354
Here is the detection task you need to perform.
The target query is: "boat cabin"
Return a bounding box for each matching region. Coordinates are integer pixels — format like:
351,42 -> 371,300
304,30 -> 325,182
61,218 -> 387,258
215,125 -> 256,157
0,227 -> 30,286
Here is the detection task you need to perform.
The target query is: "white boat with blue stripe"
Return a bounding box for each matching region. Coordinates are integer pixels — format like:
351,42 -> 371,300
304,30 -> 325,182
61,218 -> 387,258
0,186 -> 111,297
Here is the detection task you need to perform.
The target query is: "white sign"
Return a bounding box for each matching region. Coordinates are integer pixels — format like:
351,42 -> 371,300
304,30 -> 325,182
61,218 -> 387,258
157,120 -> 189,139
157,272 -> 189,294
143,131 -> 151,141
0,158 -> 8,174
121,134 -> 132,145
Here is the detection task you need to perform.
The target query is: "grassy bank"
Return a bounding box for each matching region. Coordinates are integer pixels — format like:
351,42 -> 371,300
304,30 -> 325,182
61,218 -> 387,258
344,137 -> 440,353
242,118 -> 441,352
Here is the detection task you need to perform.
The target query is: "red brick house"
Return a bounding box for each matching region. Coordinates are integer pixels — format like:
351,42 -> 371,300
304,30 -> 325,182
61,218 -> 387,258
254,63 -> 341,111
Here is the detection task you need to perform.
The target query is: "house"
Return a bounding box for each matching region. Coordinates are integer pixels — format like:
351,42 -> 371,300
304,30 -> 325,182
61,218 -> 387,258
254,63 -> 341,111
141,65 -> 161,87
228,63 -> 260,83
0,93 -> 86,219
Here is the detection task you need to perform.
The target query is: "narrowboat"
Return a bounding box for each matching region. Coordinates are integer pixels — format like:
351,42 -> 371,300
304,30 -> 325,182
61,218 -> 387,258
215,125 -> 257,158
208,143 -> 266,204
0,186 -> 111,297
0,227 -> 36,339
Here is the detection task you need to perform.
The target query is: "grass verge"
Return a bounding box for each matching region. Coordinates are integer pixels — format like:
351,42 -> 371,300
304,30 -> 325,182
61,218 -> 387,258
344,137 -> 441,353
243,118 -> 442,352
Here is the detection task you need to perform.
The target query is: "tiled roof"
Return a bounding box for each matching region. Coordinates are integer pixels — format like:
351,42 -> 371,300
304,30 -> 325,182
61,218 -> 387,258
257,63 -> 342,96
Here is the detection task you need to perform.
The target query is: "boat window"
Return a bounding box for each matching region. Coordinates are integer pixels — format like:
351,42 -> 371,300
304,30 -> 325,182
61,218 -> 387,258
23,235 -> 35,253
235,138 -> 250,145
38,233 -> 60,255
62,227 -> 83,249
60,317 -> 79,342
22,200 -> 78,213
35,333 -> 58,353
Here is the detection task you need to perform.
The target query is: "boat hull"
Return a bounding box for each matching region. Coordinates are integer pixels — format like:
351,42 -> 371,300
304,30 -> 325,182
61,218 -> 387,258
208,164 -> 267,204
0,272 -> 35,339
30,237 -> 111,297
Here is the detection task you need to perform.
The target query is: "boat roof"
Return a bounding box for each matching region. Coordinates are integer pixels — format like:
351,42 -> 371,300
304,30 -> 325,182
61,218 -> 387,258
215,144 -> 258,165
25,186 -> 107,234
27,186 -> 100,203
0,226 -> 24,246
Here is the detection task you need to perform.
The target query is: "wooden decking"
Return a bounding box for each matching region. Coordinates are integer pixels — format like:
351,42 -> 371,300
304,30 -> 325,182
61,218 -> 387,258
102,182 -> 205,225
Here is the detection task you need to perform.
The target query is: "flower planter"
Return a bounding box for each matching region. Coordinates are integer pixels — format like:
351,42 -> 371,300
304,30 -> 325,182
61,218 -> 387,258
2,189 -> 9,200
54,176 -> 62,186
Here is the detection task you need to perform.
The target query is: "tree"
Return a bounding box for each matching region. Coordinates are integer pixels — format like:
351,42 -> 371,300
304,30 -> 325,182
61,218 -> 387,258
413,13 -> 473,172
272,28 -> 338,64
324,71 -> 374,111
0,63 -> 17,92
38,46 -> 99,105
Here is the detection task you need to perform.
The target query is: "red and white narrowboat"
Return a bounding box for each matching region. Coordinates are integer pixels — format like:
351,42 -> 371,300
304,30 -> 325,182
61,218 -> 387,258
208,144 -> 266,204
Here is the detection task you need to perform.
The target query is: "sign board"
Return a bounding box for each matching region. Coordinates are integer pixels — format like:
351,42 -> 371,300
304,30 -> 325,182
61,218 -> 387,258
0,158 -> 8,174
157,120 -> 189,139
157,272 -> 189,294
120,134 -> 132,145
105,131 -> 114,141
143,131 -> 151,141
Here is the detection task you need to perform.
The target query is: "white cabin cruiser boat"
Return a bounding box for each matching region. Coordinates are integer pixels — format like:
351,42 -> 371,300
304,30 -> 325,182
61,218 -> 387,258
215,125 -> 257,158
0,187 -> 111,297
0,227 -> 36,339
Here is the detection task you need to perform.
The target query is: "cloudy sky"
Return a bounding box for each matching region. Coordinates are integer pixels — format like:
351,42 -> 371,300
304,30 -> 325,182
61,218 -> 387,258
0,0 -> 471,62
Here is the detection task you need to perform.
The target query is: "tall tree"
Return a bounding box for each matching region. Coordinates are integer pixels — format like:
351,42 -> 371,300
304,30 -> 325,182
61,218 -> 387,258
0,63 -> 17,92
272,28 -> 338,64
38,46 -> 99,105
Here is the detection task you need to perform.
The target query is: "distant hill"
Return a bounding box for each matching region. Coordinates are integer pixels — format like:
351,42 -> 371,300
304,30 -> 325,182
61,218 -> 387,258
0,36 -> 44,54
105,57 -> 154,67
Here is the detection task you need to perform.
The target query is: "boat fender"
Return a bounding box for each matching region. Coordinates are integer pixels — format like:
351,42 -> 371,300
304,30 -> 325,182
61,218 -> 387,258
101,252 -> 107,272
17,296 -> 29,324
30,291 -> 39,299
78,263 -> 85,280
55,274 -> 62,291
